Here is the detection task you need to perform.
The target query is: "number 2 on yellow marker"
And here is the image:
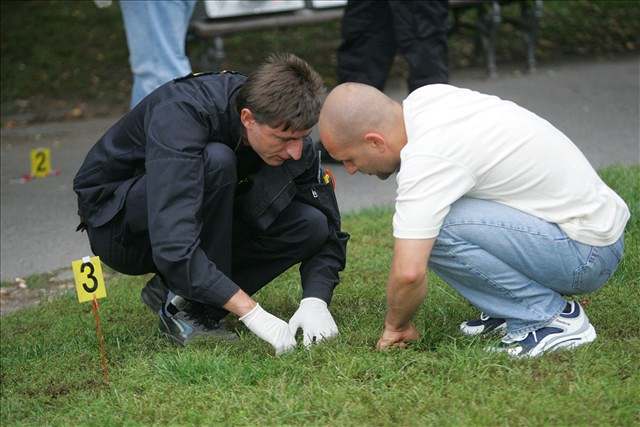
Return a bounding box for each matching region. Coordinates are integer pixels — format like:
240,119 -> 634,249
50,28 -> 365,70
30,148 -> 51,178
72,256 -> 106,303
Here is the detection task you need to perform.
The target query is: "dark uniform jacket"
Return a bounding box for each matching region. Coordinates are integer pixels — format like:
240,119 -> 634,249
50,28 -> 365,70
73,72 -> 349,306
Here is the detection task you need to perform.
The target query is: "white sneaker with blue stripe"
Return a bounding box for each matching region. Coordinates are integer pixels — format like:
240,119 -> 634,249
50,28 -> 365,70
488,301 -> 596,358
460,312 -> 507,336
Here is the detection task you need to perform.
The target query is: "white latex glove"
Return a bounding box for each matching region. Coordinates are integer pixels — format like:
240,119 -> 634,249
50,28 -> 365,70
288,297 -> 339,347
239,303 -> 296,355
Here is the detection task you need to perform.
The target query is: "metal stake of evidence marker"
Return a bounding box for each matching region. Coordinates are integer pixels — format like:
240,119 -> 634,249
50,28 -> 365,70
72,255 -> 110,384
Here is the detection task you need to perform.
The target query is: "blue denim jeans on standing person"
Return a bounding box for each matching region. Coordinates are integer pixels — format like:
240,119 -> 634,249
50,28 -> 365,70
120,0 -> 197,108
429,198 -> 625,337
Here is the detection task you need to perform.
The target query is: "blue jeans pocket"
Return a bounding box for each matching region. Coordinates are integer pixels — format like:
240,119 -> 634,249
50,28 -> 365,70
572,236 -> 624,294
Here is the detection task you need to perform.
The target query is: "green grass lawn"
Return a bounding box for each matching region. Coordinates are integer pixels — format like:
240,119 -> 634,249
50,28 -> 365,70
1,165 -> 638,426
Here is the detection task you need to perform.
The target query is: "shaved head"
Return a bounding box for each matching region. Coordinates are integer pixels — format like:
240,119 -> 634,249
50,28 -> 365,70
319,83 -> 398,149
319,83 -> 406,179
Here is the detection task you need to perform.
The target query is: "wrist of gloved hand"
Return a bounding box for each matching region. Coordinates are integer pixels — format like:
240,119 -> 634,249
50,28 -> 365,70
288,297 -> 339,347
239,303 -> 296,355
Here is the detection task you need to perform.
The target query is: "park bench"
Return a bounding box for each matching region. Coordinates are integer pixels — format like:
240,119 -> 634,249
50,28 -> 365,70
189,0 -> 543,78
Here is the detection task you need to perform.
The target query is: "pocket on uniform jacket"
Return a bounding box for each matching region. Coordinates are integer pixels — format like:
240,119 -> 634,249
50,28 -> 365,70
236,181 -> 297,232
296,182 -> 342,229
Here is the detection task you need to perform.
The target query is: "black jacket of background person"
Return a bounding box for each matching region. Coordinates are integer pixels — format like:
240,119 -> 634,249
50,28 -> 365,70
73,71 -> 349,307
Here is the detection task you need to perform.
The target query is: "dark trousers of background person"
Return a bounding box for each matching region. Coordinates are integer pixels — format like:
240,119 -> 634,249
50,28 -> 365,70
86,144 -> 329,320
337,0 -> 449,92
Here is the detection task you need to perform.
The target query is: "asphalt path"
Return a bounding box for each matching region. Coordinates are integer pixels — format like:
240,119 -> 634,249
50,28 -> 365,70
1,56 -> 638,281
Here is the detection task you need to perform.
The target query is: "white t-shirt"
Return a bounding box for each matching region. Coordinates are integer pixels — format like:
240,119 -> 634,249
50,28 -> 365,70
393,84 -> 629,246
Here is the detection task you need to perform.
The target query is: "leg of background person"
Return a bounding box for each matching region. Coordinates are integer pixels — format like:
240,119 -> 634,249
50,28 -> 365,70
390,0 -> 449,91
337,0 -> 397,90
120,0 -> 197,108
203,201 -> 330,321
428,198 -> 614,337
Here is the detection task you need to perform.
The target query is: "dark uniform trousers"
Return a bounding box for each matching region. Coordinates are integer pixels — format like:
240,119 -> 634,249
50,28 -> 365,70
337,0 -> 449,92
86,143 -> 329,319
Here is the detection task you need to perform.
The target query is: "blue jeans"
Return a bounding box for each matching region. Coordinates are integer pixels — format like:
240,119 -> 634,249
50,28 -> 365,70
429,198 -> 624,336
120,0 -> 197,108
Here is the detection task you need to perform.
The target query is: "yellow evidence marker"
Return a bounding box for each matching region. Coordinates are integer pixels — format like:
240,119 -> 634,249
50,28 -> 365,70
72,256 -> 107,303
30,148 -> 51,178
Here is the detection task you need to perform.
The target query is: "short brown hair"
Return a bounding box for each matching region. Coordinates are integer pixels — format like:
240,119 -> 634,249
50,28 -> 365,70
237,53 -> 325,131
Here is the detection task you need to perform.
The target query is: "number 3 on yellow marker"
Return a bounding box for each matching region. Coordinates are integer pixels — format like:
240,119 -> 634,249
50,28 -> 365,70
30,148 -> 51,178
72,256 -> 106,303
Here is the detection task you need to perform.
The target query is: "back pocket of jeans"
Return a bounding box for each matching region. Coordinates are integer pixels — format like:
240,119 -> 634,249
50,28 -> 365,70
573,246 -> 619,294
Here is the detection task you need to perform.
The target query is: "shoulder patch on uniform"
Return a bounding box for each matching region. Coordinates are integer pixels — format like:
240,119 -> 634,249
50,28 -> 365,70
173,71 -> 215,82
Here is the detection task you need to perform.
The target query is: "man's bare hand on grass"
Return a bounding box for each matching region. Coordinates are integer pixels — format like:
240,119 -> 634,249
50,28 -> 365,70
376,322 -> 419,350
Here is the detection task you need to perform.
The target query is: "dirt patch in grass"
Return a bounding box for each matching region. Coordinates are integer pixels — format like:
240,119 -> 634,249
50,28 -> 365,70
0,268 -> 115,316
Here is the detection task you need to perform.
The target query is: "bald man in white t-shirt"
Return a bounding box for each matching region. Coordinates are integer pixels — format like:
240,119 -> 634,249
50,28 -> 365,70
319,82 -> 629,358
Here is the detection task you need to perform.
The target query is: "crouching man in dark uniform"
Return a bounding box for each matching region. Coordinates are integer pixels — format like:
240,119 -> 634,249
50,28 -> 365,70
73,54 -> 349,355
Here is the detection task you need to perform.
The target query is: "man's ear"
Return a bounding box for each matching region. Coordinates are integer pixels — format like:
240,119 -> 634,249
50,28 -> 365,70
364,132 -> 386,152
240,108 -> 255,128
